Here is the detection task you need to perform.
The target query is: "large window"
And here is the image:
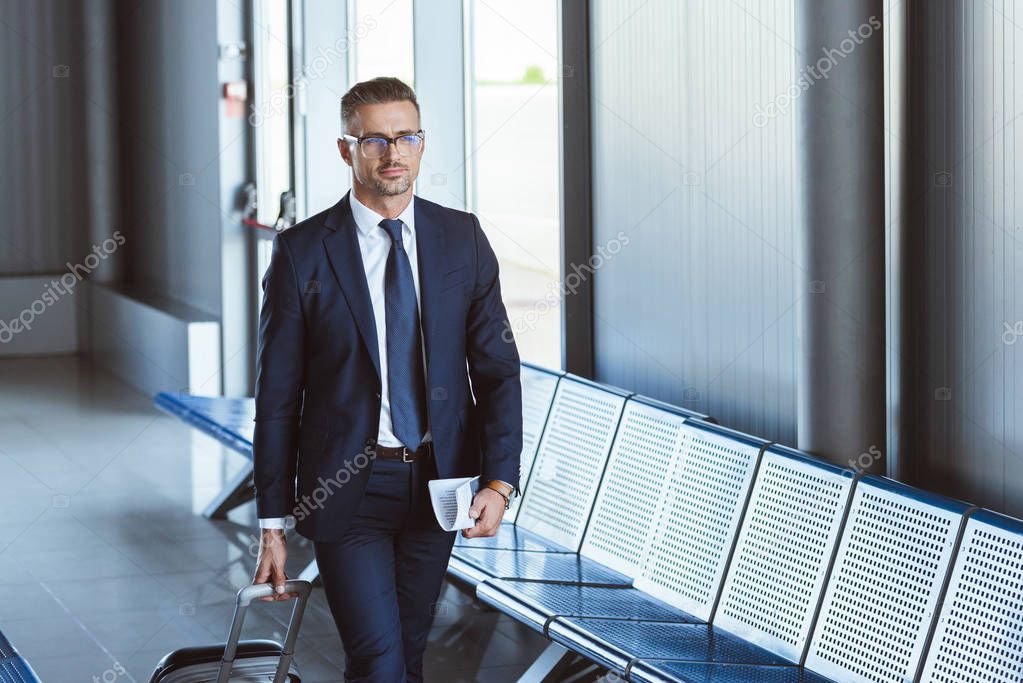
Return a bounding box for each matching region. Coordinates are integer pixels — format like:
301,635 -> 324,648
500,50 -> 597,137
252,0 -> 295,298
251,0 -> 294,228
468,0 -> 562,368
351,0 -> 414,87
248,0 -> 564,370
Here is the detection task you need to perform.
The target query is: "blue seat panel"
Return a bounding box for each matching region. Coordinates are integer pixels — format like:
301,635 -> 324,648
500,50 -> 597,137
154,392 -> 255,458
629,661 -> 832,683
452,523 -> 572,552
0,658 -> 42,683
453,548 -> 631,585
476,579 -> 702,634
549,619 -> 793,675
0,632 -> 42,683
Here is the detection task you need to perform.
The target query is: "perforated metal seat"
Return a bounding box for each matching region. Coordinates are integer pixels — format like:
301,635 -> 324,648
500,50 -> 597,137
154,392 -> 255,457
595,447 -> 856,681
452,520 -> 573,552
477,416 -> 768,639
803,477 -> 971,683
452,547 -> 633,585
627,661 -> 832,683
706,446 -> 855,663
513,375 -> 632,549
581,397 -> 732,585
918,509 -> 1023,683
476,579 -> 701,635
458,397 -> 709,555
454,390 -> 710,560
550,619 -> 793,674
0,632 -> 41,683
450,375 -> 631,588
629,418 -> 767,621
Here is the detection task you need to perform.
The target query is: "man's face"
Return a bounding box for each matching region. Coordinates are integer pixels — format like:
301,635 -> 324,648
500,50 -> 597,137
338,100 -> 423,198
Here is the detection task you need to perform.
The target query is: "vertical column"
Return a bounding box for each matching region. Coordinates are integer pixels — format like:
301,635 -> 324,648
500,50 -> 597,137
559,0 -> 594,376
83,0 -> 121,285
883,0 -> 907,481
794,0 -> 886,471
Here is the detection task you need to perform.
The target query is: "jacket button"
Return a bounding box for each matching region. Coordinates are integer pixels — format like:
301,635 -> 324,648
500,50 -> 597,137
366,437 -> 376,446
375,391 -> 381,399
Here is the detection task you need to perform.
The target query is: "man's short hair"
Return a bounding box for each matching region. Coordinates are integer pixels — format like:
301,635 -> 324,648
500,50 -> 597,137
340,77 -> 420,134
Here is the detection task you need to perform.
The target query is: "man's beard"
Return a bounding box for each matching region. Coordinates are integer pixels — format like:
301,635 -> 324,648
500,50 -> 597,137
370,167 -> 412,196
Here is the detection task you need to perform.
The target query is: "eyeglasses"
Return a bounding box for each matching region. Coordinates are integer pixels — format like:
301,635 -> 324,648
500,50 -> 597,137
341,130 -> 425,159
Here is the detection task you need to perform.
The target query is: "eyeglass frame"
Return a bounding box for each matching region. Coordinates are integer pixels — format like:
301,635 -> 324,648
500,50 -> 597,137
340,129 -> 426,158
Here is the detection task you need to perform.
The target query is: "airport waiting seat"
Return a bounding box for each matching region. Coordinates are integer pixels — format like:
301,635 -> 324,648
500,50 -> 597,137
629,474 -> 972,682
627,663 -> 831,683
154,391 -> 255,457
550,446 -> 856,678
918,508 -> 1023,683
447,374 -> 632,585
153,391 -> 257,519
478,402 -> 766,638
801,477 -> 970,682
0,631 -> 42,683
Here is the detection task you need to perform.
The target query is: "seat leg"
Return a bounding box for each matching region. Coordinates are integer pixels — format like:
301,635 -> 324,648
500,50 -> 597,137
517,642 -> 592,683
202,462 -> 255,519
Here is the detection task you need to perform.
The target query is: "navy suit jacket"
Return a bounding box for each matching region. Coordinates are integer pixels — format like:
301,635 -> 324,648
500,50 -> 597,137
252,191 -> 523,542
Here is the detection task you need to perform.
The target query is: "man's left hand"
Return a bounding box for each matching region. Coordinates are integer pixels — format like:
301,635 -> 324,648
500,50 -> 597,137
462,488 -> 506,538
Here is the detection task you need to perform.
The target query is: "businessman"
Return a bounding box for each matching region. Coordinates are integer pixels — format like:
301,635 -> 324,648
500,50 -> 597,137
250,77 -> 523,681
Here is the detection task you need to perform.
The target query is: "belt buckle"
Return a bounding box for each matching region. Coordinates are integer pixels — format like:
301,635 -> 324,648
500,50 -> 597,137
401,446 -> 414,463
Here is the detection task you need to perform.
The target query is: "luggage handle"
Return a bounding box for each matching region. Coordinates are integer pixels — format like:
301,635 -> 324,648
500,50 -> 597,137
216,579 -> 313,683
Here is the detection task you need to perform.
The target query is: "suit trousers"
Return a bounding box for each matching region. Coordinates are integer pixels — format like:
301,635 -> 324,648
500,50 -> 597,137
313,451 -> 456,682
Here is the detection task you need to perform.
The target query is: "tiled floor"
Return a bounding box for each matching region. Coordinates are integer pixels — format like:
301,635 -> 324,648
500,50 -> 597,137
0,356 -> 551,682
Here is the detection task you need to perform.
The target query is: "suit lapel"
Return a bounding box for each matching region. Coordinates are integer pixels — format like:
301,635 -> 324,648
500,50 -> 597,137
414,198 -> 447,375
322,193 -> 381,381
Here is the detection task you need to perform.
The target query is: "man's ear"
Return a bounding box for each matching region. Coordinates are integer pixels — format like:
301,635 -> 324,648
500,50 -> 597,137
337,138 -> 353,167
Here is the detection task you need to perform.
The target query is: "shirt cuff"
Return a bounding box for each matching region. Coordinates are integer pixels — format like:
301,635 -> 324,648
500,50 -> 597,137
258,517 -> 289,529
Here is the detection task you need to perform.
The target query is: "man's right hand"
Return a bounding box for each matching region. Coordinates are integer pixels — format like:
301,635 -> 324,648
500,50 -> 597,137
252,528 -> 301,602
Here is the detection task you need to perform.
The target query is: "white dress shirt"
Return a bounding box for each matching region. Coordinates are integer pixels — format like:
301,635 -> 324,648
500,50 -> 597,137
259,192 -> 431,529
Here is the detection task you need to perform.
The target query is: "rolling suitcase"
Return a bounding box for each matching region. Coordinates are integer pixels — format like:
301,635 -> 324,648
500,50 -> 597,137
148,579 -> 312,683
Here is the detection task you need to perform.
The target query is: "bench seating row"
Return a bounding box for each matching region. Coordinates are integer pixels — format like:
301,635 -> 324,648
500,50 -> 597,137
447,363 -> 1023,683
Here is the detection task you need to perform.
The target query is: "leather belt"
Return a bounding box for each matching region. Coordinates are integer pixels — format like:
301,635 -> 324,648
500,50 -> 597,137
374,441 -> 432,463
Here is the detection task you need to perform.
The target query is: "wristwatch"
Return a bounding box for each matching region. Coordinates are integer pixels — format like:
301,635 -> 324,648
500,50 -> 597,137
483,479 -> 516,509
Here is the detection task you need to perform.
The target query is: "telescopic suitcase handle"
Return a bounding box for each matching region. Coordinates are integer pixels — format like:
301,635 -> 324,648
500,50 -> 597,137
215,579 -> 313,683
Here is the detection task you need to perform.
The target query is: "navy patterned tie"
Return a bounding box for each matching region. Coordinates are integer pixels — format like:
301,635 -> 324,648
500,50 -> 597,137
379,218 -> 428,451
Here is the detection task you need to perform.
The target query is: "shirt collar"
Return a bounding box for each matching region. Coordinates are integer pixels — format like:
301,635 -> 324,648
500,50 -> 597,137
349,190 -> 416,239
